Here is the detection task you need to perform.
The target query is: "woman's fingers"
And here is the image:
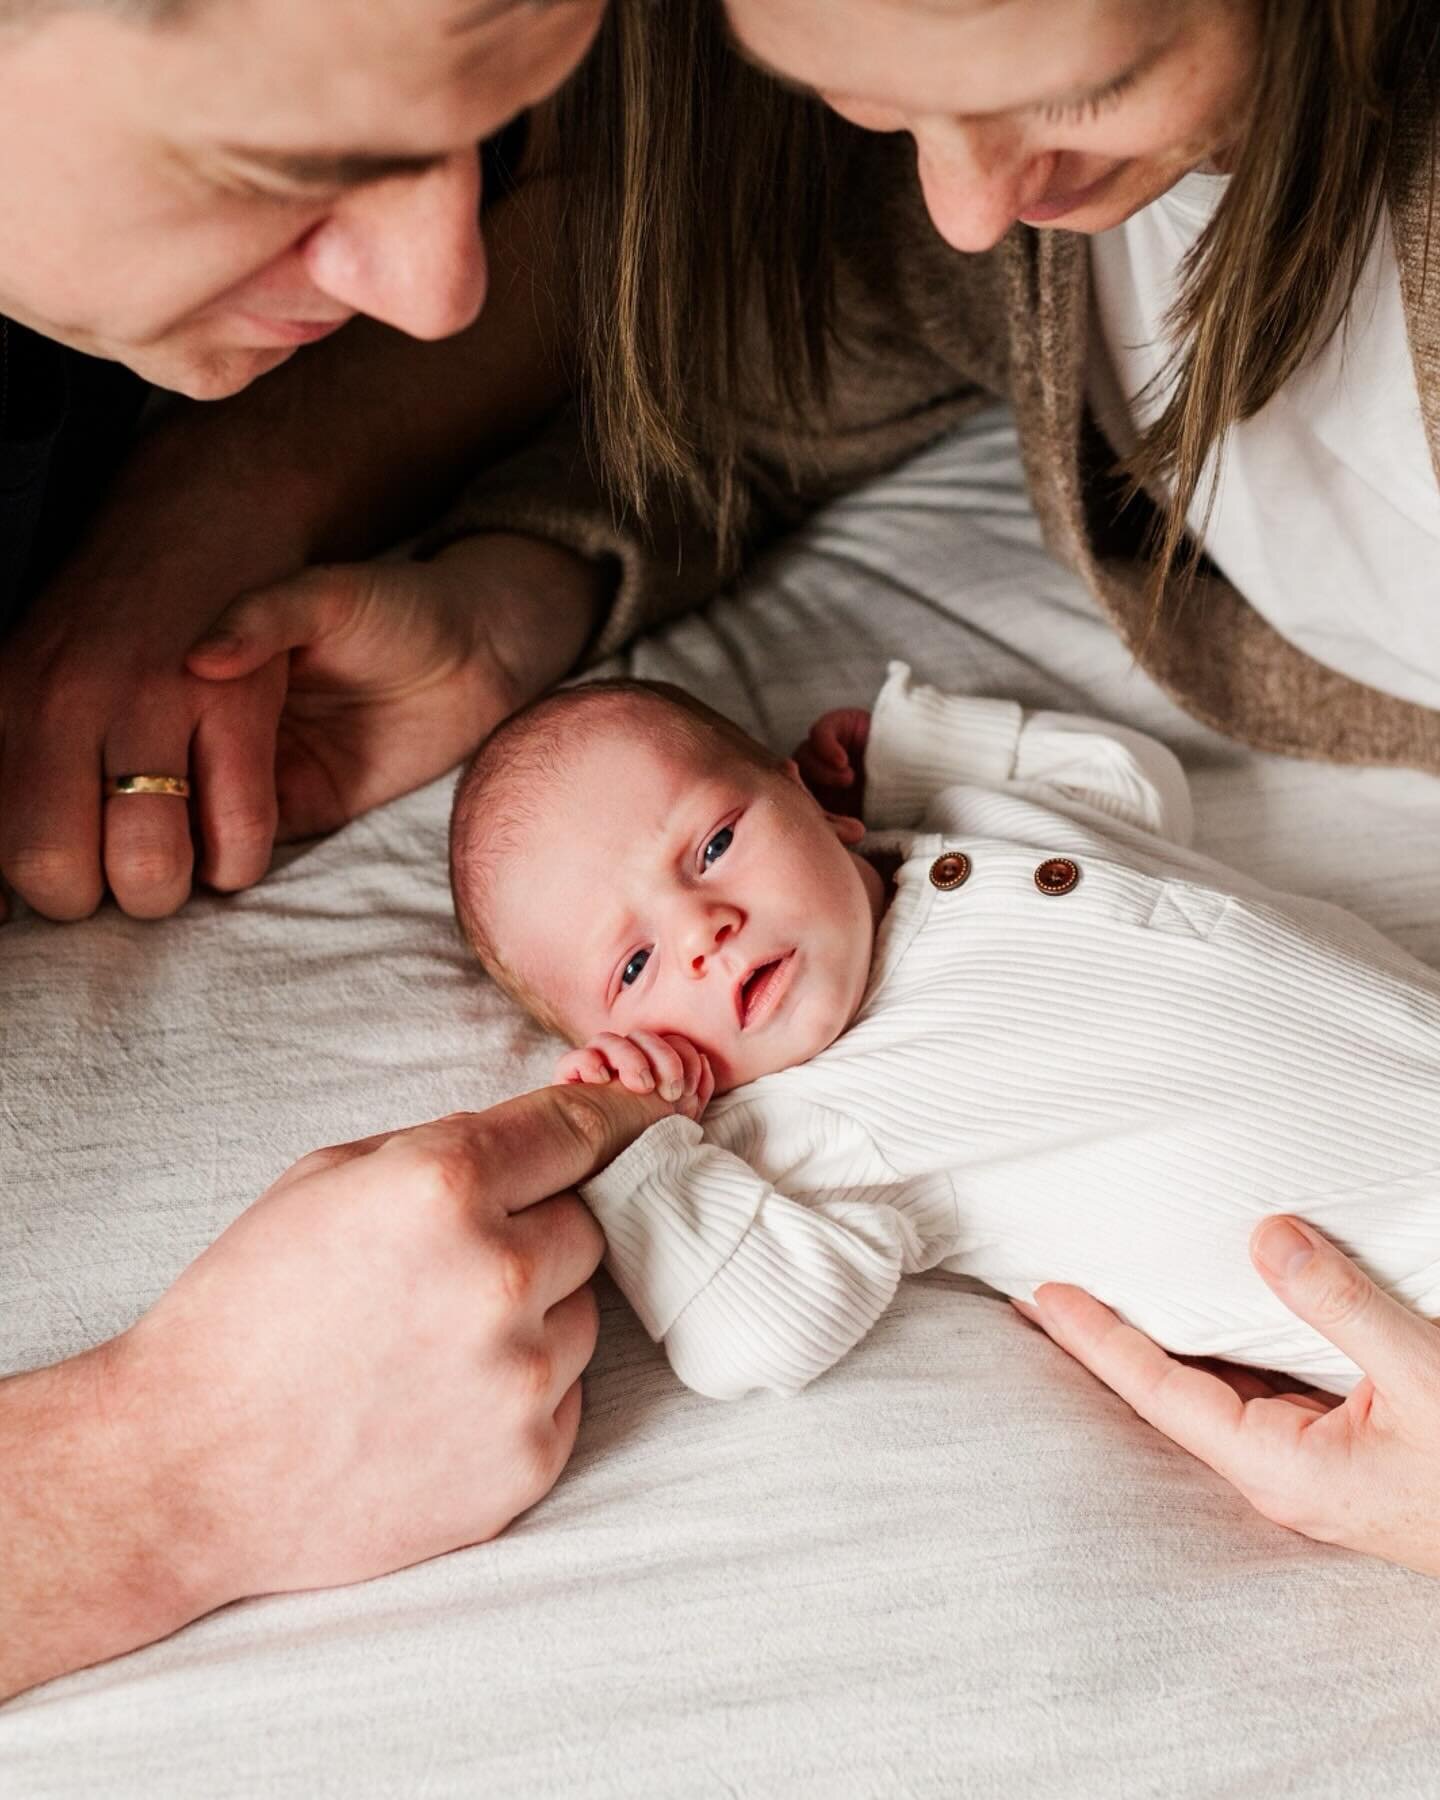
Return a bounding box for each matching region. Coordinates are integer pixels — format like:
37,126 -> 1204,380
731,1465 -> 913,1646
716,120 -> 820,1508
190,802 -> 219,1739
1027,1283 -> 1281,1487
1250,1215 -> 1440,1397
187,567 -> 360,683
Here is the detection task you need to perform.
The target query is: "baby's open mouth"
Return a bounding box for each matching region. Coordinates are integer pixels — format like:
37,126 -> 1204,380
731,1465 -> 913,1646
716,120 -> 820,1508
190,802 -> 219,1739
737,953 -> 794,1029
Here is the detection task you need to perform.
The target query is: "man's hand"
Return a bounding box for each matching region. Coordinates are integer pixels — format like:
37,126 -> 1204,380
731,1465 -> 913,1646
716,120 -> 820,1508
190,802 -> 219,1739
793,707 -> 870,819
1017,1214 -> 1440,1577
0,500 -> 301,923
187,532 -> 606,842
555,1030 -> 714,1116
0,1081 -> 680,1702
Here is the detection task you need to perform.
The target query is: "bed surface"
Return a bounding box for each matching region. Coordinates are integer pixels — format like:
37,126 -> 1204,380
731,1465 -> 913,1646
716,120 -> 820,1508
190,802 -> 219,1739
6,410 -> 1440,1798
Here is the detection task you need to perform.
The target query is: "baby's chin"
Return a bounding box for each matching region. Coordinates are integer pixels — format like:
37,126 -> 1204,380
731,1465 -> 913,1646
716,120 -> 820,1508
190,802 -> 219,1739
717,970 -> 871,1092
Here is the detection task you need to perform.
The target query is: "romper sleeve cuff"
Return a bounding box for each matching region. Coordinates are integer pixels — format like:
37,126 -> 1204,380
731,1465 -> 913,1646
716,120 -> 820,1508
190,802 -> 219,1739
582,1114 -> 765,1341
864,660 -> 1023,828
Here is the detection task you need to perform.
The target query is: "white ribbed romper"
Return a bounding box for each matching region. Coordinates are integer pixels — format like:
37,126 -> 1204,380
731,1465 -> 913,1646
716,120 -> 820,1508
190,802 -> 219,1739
583,664 -> 1440,1399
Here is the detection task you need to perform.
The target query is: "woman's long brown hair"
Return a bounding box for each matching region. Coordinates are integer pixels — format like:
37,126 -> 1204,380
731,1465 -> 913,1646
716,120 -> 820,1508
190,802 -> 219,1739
549,0 -> 1439,600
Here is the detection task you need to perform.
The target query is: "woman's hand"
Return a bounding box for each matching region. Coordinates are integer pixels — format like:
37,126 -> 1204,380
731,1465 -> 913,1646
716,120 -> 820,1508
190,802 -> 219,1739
554,1030 -> 714,1120
793,707 -> 871,819
187,533 -> 606,843
1019,1214 -> 1440,1577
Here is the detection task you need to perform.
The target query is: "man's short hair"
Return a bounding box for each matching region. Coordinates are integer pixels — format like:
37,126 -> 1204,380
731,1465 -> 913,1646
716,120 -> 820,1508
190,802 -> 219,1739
1,0 -> 189,25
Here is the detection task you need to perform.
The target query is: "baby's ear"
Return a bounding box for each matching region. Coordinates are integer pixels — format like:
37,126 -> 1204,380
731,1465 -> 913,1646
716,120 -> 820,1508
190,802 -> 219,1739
784,756 -> 865,845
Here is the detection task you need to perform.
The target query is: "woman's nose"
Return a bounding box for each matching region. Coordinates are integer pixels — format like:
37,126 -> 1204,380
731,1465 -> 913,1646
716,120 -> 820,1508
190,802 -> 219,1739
912,117 -> 1051,253
684,903 -> 744,977
302,150 -> 488,340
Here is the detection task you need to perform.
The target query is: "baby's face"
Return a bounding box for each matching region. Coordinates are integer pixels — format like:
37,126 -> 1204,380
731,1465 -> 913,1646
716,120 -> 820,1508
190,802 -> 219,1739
489,724 -> 883,1092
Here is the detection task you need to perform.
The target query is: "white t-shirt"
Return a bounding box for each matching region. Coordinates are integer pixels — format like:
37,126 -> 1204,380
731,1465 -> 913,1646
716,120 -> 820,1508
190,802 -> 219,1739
1089,170 -> 1440,710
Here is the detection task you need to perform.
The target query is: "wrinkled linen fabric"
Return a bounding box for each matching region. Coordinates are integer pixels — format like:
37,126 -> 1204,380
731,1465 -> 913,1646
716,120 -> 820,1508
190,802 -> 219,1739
5,409 -> 1440,1798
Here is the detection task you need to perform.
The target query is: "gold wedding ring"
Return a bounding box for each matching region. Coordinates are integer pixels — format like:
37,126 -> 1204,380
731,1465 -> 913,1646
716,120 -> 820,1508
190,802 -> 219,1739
104,774 -> 192,800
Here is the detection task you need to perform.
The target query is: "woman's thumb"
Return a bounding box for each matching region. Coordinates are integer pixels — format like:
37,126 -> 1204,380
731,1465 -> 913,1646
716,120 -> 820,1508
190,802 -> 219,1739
187,569 -> 341,682
1250,1214 -> 1431,1392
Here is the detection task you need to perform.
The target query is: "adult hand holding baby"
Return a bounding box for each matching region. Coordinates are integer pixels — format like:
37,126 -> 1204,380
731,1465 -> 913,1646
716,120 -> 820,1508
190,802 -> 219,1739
1022,1216 -> 1440,1578
0,1081 -> 675,1702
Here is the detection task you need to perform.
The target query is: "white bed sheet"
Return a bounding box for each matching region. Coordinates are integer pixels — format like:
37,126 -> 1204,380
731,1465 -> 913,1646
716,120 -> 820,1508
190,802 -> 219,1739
5,409 -> 1440,1797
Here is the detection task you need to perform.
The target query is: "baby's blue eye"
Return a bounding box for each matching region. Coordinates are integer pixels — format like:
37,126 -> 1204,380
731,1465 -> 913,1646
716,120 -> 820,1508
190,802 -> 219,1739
703,825 -> 734,868
621,948 -> 650,988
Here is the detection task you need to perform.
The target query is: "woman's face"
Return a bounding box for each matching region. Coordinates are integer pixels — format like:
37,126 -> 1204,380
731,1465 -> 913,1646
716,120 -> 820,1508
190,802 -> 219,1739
722,0 -> 1259,251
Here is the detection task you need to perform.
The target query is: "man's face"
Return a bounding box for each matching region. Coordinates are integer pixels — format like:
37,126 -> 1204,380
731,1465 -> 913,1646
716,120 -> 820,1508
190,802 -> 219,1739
0,0 -> 604,396
489,720 -> 881,1094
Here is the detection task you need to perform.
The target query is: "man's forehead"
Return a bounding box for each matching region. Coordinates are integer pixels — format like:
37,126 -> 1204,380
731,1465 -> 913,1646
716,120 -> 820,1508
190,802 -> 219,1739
126,0 -> 572,136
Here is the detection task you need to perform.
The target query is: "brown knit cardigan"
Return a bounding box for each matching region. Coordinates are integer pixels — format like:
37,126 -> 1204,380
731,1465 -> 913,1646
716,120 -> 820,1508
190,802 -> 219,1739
431,87 -> 1440,770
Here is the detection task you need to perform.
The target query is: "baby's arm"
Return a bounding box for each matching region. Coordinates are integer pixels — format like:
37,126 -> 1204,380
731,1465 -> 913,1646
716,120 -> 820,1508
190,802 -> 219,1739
583,1101 -> 947,1400
863,661 -> 1194,845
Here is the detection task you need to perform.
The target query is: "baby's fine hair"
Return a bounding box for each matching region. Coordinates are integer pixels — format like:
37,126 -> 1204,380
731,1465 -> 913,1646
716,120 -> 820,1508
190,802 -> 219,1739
450,678 -> 782,1032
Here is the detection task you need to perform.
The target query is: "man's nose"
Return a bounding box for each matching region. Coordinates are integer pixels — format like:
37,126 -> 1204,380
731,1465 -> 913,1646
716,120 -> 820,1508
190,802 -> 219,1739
683,902 -> 744,977
302,150 -> 488,340
912,117 -> 1051,253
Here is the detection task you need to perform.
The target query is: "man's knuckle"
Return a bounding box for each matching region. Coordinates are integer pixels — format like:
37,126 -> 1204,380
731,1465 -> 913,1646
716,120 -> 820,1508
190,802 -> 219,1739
7,844 -> 105,917
497,1343 -> 554,1408
516,1422 -> 564,1500
210,800 -> 275,852
1305,1264 -> 1372,1328
519,1345 -> 554,1398
420,1144 -> 476,1208
116,841 -> 190,892
486,1243 -> 536,1308
549,1087 -> 615,1159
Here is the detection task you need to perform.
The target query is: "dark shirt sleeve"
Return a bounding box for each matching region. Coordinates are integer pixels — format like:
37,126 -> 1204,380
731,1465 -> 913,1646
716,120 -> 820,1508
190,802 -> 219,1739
0,317 -> 70,637
0,317 -> 148,640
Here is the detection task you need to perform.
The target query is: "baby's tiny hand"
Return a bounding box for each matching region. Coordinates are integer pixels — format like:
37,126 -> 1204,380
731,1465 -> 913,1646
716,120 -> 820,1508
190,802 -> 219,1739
794,708 -> 871,819
553,1031 -> 715,1121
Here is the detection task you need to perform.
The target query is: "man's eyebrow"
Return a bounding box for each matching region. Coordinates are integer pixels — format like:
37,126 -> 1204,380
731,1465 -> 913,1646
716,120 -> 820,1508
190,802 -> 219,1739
219,147 -> 452,190
447,0 -> 565,34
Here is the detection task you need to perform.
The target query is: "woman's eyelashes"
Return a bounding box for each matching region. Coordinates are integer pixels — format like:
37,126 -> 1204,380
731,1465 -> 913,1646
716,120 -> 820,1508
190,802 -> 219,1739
1037,67 -> 1141,125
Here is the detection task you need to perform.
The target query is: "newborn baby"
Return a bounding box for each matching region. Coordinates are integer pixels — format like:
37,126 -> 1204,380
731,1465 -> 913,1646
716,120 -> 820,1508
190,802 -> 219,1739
451,663 -> 1440,1400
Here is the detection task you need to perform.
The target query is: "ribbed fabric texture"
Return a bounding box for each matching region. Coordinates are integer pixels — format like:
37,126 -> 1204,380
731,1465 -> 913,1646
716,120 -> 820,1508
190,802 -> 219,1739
585,667 -> 1440,1400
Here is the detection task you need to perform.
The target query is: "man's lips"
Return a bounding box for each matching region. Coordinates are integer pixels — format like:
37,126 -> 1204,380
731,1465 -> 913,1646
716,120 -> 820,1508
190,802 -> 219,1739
736,951 -> 795,1029
1018,162 -> 1127,225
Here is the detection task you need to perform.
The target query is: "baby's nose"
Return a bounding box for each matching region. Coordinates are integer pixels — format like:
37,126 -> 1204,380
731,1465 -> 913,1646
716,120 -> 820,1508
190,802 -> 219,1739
685,906 -> 741,976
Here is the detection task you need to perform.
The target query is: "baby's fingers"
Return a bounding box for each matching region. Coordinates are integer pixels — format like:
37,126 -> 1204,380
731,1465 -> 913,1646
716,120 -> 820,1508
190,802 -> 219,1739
630,1030 -> 688,1103
554,1046 -> 614,1086
692,1051 -> 716,1116
659,1034 -> 707,1099
589,1032 -> 658,1095
797,735 -> 854,786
